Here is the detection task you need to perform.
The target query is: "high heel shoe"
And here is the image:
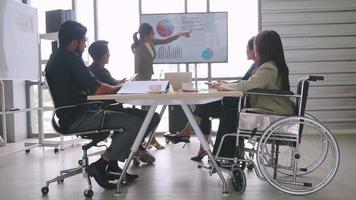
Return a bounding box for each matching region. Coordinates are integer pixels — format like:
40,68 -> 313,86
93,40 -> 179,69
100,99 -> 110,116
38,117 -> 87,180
190,151 -> 207,162
164,134 -> 191,144
149,140 -> 165,150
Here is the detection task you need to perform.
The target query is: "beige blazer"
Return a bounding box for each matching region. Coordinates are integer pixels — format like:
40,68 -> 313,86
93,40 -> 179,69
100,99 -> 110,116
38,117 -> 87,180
134,35 -> 179,80
218,62 -> 295,116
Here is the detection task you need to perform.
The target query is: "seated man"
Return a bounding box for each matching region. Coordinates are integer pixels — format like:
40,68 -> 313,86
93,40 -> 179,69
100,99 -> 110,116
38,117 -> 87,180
87,40 -> 160,162
45,21 -> 157,189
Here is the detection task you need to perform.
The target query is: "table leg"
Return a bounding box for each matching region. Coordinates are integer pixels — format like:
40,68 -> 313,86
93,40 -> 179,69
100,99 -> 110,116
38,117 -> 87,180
180,104 -> 229,196
114,105 -> 158,196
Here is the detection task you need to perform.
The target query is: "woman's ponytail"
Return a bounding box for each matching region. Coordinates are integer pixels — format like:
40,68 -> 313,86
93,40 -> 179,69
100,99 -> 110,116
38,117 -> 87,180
131,32 -> 139,53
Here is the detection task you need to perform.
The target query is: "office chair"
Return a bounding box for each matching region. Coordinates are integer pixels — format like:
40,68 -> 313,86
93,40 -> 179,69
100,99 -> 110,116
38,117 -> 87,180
40,101 -> 125,197
41,75 -> 124,198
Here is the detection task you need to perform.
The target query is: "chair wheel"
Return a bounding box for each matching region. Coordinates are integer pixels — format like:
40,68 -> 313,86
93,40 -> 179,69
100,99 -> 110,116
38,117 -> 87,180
121,179 -> 128,185
54,148 -> 59,154
231,168 -> 246,194
84,189 -> 93,197
57,177 -> 64,183
133,159 -> 140,167
41,187 -> 49,195
25,149 -> 30,154
247,163 -> 254,170
78,160 -> 83,165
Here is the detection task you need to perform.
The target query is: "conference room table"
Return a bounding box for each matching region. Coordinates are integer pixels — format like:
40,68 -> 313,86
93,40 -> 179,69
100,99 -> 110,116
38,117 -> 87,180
88,89 -> 243,196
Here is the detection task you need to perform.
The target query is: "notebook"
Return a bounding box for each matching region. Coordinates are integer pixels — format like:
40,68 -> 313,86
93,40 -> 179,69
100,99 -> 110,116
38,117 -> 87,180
118,80 -> 169,94
164,72 -> 192,91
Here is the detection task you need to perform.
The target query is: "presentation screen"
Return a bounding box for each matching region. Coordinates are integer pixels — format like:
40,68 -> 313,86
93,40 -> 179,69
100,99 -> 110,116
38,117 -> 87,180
140,12 -> 228,64
0,0 -> 39,80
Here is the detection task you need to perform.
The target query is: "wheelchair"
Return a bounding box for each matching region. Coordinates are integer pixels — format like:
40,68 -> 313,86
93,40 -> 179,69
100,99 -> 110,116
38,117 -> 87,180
208,76 -> 340,195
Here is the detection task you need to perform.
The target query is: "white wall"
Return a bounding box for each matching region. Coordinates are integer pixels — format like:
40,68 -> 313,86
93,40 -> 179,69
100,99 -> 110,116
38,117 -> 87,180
11,80 -> 28,141
260,0 -> 356,133
0,80 -> 27,142
0,0 -> 29,142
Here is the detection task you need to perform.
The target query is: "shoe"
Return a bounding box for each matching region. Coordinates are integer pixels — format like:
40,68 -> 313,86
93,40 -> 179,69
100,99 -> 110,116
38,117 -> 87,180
86,163 -> 116,189
149,140 -> 165,150
106,162 -> 139,182
190,151 -> 207,162
164,134 -> 191,144
137,149 -> 156,164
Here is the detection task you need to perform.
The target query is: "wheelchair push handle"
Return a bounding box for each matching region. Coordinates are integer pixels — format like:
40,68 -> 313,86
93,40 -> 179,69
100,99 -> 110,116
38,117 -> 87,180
308,75 -> 324,82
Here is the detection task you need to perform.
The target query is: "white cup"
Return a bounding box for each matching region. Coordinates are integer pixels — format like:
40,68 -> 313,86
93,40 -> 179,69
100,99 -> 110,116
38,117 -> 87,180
181,82 -> 194,90
149,84 -> 162,92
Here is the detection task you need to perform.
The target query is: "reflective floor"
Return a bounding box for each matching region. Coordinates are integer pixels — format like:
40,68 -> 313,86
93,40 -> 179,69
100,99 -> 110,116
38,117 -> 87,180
0,135 -> 354,200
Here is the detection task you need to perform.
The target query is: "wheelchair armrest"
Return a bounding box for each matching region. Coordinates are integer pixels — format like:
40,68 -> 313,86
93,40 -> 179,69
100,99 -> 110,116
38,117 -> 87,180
308,75 -> 324,82
245,88 -> 295,97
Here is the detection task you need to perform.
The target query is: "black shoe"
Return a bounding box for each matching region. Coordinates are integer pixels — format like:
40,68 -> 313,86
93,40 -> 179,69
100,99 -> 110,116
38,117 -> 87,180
86,163 -> 116,189
106,163 -> 139,182
190,151 -> 207,162
164,134 -> 190,144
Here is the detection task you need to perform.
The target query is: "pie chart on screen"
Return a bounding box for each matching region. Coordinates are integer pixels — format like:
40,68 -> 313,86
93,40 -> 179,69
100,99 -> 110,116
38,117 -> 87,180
202,48 -> 213,60
156,19 -> 174,37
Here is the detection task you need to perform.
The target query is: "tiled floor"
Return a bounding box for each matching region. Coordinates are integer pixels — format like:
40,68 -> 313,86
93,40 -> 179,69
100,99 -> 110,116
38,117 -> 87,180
0,135 -> 354,200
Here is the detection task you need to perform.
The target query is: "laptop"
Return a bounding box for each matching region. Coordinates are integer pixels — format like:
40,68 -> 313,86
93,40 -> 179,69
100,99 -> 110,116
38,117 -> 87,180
164,72 -> 192,91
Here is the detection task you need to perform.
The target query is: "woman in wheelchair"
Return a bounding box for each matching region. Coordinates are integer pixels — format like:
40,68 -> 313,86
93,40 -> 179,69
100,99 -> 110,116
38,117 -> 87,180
165,36 -> 257,161
209,30 -> 295,159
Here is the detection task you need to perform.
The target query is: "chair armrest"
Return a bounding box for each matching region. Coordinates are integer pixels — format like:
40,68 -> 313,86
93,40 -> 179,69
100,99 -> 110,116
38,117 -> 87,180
54,101 -> 104,113
52,101 -> 104,134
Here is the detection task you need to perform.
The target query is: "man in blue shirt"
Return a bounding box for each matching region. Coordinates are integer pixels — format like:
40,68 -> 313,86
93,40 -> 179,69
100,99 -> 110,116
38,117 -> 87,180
45,21 -> 147,189
87,40 -> 160,162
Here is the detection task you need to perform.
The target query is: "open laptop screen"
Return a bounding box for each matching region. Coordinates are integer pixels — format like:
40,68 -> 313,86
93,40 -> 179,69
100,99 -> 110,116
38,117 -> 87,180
164,72 -> 192,91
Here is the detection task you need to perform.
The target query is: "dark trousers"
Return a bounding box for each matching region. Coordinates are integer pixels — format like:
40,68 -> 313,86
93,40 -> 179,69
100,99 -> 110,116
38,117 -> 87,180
193,97 -> 241,135
194,101 -> 223,135
212,108 -> 244,158
68,106 -> 160,162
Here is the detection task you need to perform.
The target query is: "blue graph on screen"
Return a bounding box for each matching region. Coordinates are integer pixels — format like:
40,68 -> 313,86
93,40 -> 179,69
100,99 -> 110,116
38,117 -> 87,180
156,45 -> 182,60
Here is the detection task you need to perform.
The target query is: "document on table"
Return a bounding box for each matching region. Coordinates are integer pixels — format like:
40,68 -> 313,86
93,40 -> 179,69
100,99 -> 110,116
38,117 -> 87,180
117,80 -> 169,94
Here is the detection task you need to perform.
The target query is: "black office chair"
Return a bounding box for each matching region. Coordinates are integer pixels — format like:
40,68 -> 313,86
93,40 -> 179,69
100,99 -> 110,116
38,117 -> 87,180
40,101 -> 124,197
41,74 -> 125,198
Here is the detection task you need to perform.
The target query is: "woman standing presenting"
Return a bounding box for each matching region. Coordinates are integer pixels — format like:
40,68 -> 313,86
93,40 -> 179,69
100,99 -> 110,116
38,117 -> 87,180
131,23 -> 190,149
131,23 -> 190,81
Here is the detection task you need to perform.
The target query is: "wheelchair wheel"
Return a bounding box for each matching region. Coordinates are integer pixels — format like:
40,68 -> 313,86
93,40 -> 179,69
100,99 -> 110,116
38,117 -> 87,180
231,168 -> 246,194
256,116 -> 340,195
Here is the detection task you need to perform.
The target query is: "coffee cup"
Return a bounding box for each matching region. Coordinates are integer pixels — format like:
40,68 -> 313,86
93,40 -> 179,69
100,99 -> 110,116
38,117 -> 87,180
181,82 -> 194,90
149,84 -> 162,92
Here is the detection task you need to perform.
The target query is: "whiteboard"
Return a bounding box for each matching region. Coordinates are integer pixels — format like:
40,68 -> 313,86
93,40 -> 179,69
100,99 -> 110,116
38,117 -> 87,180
0,0 -> 39,80
140,12 -> 228,63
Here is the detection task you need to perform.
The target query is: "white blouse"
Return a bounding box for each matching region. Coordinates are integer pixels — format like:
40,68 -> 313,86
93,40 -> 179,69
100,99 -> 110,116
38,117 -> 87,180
144,42 -> 154,57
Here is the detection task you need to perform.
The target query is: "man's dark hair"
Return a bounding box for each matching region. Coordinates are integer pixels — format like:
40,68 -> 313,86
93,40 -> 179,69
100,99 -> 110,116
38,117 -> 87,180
88,40 -> 109,61
58,20 -> 87,47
